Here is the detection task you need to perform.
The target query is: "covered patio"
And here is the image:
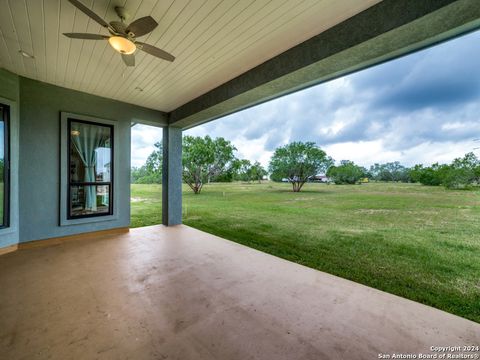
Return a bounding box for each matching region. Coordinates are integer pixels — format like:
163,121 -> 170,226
1,0 -> 480,358
1,225 -> 478,359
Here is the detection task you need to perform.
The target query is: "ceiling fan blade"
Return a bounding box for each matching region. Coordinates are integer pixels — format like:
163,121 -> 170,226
68,0 -> 110,29
136,42 -> 175,62
121,53 -> 135,67
109,21 -> 127,35
63,33 -> 108,40
126,16 -> 158,37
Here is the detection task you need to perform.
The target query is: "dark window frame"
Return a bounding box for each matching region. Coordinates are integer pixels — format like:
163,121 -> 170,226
0,103 -> 10,228
67,118 -> 114,219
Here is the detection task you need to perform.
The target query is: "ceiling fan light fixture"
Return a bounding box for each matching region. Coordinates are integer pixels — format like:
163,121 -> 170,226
64,1 -> 174,65
108,36 -> 136,54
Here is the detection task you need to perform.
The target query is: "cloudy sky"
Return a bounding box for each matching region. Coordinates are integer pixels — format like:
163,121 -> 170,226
131,30 -> 480,169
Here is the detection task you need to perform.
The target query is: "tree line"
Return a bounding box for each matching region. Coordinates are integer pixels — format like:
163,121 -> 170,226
327,153 -> 480,190
131,136 -> 480,193
131,136 -> 268,193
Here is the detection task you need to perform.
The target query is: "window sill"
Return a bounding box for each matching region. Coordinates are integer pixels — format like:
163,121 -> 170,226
0,225 -> 17,235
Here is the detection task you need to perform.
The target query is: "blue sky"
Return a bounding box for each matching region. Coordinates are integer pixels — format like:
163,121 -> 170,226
131,30 -> 480,169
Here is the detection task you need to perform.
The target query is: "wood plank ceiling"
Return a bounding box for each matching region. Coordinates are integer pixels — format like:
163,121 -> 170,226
0,0 -> 380,112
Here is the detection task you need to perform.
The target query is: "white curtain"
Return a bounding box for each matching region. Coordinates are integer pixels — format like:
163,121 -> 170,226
71,123 -> 109,211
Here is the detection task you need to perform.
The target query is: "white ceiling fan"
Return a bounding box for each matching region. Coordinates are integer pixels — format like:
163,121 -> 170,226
63,0 -> 175,67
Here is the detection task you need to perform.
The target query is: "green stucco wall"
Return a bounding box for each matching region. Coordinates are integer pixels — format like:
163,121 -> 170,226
0,68 -> 19,102
16,77 -> 165,243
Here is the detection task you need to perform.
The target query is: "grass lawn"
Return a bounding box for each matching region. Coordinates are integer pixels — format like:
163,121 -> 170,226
131,182 -> 480,323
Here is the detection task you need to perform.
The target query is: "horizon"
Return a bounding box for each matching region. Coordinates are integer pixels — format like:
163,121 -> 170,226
131,30 -> 480,170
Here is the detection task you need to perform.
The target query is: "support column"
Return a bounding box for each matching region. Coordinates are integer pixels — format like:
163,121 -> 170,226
162,126 -> 182,226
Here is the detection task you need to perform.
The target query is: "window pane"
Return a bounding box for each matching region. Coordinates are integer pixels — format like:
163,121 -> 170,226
70,185 -> 110,217
70,122 -> 112,183
0,110 -> 4,226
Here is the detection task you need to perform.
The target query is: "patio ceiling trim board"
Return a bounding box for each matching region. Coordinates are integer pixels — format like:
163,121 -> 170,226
168,0 -> 480,130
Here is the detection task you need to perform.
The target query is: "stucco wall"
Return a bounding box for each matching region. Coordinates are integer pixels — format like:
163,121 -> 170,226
0,68 -> 19,101
16,77 -> 165,243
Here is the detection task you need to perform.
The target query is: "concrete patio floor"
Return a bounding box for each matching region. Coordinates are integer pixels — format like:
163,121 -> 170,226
0,225 -> 478,360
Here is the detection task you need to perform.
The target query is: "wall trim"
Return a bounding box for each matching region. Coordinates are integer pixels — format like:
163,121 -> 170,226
19,227 -> 129,249
0,227 -> 129,255
0,244 -> 18,256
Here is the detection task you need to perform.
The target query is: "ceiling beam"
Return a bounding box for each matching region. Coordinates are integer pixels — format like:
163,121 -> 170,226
169,0 -> 480,129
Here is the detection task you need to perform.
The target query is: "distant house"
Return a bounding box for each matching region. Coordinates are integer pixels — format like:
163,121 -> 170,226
310,174 -> 331,183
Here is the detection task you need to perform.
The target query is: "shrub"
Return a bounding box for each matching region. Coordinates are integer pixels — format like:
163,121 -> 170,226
327,160 -> 365,184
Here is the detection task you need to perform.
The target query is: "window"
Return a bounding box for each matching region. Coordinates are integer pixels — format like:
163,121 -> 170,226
68,119 -> 113,219
0,104 -> 9,228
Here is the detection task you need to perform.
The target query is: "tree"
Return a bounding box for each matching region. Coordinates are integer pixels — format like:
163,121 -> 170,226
131,142 -> 162,184
269,141 -> 333,192
232,160 -> 267,183
409,164 -> 425,184
443,152 -> 479,189
369,162 -> 410,182
327,160 -> 365,184
131,166 -> 159,184
249,161 -> 267,183
182,135 -> 237,194
409,153 -> 480,189
233,159 -> 252,182
145,141 -> 162,175
409,163 -> 450,187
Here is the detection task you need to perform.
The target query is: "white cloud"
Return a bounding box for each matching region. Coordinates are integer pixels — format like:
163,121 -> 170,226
130,30 -> 480,170
131,124 -> 162,167
232,135 -> 274,168
323,140 -> 396,165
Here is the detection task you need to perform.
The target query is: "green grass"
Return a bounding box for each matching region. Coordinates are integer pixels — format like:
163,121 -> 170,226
131,182 -> 480,323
